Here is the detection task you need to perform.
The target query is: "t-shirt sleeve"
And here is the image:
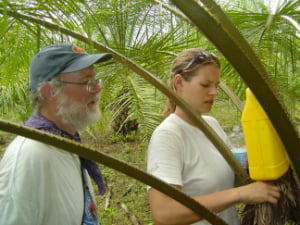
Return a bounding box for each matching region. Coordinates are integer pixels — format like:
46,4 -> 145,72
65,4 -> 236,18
147,128 -> 184,187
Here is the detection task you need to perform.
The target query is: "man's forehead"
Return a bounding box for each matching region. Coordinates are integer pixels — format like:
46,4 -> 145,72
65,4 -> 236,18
60,65 -> 96,79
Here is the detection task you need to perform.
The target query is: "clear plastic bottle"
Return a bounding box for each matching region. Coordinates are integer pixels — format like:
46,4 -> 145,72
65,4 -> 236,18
229,125 -> 248,171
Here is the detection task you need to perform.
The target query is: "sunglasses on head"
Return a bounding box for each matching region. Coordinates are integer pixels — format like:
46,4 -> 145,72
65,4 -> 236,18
179,51 -> 219,74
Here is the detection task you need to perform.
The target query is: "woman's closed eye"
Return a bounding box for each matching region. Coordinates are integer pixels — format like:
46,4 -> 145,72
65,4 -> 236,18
201,83 -> 219,88
201,84 -> 210,88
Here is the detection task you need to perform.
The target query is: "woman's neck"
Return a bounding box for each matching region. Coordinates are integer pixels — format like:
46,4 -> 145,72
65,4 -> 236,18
174,107 -> 201,126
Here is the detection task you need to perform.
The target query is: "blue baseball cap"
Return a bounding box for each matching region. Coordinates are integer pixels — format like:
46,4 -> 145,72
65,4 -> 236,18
29,43 -> 113,92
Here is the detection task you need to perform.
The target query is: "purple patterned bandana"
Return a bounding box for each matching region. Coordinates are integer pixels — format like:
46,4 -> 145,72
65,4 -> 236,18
23,113 -> 105,195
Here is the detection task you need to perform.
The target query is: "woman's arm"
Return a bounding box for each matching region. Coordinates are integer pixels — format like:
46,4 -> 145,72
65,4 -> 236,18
149,181 -> 280,225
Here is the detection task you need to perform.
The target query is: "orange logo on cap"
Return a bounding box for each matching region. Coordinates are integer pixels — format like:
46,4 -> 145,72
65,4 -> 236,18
72,45 -> 87,54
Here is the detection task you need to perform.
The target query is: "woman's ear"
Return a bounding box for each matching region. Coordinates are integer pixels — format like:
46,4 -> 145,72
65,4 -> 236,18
173,74 -> 184,91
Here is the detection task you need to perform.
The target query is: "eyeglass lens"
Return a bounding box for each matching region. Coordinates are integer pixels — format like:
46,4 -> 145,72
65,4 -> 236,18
87,79 -> 101,92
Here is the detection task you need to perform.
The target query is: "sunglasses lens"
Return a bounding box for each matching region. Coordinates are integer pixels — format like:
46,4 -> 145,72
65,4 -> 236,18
183,51 -> 216,71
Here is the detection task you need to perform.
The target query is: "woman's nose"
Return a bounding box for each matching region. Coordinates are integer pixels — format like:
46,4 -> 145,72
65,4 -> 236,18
209,86 -> 218,96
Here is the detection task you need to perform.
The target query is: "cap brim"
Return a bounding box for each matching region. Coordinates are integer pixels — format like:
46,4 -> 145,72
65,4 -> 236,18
61,53 -> 113,73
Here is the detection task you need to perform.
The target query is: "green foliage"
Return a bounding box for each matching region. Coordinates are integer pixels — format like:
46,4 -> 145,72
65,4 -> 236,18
1,0 -> 299,136
224,0 -> 300,100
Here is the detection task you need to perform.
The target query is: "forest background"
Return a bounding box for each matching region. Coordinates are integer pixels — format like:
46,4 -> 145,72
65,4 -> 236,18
0,0 -> 299,224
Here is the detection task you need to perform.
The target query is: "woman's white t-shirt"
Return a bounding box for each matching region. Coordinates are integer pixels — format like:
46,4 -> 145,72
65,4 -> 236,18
147,114 -> 239,225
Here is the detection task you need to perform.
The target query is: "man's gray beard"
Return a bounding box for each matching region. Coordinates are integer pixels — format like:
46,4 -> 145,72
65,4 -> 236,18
56,93 -> 101,131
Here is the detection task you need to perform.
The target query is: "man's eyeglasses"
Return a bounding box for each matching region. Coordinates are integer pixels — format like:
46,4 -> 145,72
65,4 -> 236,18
180,51 -> 219,73
58,78 -> 101,93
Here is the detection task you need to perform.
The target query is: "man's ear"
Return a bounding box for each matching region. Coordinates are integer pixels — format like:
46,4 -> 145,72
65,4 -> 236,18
40,82 -> 54,100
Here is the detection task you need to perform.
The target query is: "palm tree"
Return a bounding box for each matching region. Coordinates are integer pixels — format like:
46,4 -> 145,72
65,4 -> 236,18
1,0 -> 299,134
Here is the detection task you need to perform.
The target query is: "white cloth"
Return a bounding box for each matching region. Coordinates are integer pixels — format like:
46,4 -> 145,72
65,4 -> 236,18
147,114 -> 240,225
0,136 -> 94,225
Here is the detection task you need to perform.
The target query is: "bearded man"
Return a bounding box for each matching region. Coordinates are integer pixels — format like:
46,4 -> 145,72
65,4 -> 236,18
0,43 -> 113,225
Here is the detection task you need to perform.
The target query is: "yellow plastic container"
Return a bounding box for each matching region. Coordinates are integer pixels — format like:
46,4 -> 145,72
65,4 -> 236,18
241,88 -> 289,180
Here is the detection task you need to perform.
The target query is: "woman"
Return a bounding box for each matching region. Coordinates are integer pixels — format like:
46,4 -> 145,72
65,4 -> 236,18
147,48 -> 280,225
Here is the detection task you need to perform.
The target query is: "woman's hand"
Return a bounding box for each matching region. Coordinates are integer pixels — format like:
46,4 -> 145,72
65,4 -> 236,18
237,181 -> 280,205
